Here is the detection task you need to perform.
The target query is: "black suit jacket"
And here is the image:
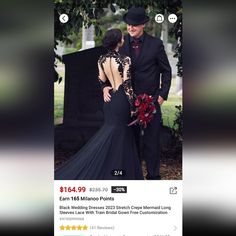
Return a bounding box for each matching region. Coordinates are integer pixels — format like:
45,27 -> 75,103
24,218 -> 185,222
119,32 -> 172,100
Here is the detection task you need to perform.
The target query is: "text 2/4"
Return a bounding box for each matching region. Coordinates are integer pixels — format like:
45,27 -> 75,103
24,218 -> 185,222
111,169 -> 126,176
60,186 -> 86,193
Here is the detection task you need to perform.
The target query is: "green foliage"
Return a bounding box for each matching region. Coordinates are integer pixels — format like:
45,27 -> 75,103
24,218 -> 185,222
161,95 -> 182,128
168,104 -> 183,159
172,105 -> 183,141
54,0 -> 183,82
94,13 -> 126,46
169,10 -> 182,77
160,104 -> 182,160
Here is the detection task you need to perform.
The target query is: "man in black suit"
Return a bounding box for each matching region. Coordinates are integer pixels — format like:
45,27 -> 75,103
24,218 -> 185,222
103,7 -> 172,180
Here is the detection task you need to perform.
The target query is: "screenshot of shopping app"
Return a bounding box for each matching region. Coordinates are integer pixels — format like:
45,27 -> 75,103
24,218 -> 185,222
54,1 -> 182,235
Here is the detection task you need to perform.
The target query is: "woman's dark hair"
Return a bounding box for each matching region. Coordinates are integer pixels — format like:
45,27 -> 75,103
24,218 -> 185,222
102,28 -> 122,50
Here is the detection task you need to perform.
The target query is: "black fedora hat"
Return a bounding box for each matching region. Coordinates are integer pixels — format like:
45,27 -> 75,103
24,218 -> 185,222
123,7 -> 150,26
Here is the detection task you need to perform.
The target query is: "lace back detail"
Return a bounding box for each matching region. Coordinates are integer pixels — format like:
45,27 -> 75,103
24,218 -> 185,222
98,52 -> 135,112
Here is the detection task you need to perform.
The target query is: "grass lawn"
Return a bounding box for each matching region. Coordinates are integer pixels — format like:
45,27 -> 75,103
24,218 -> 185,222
54,80 -> 64,125
54,76 -> 182,128
161,95 -> 182,128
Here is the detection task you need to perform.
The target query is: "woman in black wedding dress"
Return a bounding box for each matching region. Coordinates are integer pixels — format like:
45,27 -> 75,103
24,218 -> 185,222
55,29 -> 143,180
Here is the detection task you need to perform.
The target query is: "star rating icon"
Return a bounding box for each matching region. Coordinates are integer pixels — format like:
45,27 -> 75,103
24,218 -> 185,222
83,225 -> 88,230
59,224 -> 88,231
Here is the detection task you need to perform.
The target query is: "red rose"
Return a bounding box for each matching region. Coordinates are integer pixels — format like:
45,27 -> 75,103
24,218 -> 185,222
149,105 -> 155,113
135,98 -> 140,106
140,103 -> 148,111
128,93 -> 156,131
147,95 -> 153,103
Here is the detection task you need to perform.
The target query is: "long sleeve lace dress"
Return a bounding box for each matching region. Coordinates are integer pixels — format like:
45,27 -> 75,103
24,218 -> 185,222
55,51 -> 143,180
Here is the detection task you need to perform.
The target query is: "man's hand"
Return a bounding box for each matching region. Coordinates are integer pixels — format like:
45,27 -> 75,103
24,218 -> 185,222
157,95 -> 164,105
103,86 -> 112,102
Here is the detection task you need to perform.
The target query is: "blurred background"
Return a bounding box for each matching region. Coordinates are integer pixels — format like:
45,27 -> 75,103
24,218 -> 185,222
0,0 -> 236,235
0,0 -> 54,235
183,1 -> 236,234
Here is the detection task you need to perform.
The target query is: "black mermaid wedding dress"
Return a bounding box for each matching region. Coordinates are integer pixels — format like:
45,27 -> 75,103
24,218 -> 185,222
55,51 -> 143,180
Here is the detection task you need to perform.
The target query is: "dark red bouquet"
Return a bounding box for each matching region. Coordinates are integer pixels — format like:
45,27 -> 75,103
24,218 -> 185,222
128,93 -> 156,134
